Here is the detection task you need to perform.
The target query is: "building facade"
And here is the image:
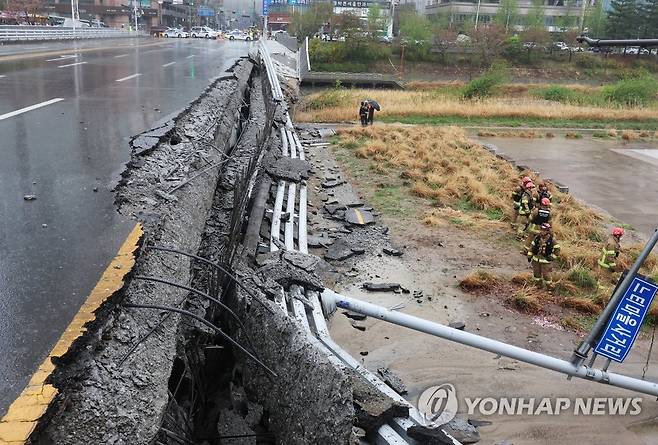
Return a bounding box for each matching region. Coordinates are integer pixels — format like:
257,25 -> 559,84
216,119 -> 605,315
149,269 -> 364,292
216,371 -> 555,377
425,0 -> 584,30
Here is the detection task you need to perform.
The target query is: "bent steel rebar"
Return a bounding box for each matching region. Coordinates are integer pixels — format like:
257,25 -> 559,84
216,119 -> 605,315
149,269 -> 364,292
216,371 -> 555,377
148,246 -> 274,314
123,303 -> 277,377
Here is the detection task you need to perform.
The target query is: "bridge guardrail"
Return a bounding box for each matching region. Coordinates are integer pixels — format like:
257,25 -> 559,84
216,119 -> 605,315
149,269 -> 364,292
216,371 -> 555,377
0,26 -> 145,42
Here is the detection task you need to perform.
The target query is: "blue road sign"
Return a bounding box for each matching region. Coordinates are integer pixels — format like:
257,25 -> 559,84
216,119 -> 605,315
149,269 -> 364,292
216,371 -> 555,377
263,0 -> 269,16
198,6 -> 214,16
595,276 -> 658,363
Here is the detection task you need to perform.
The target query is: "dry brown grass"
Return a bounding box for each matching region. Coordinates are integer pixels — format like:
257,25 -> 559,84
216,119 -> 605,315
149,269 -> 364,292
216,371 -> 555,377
477,129 -> 544,138
559,297 -> 601,314
508,287 -> 543,313
621,130 -> 640,141
297,89 -> 658,123
460,270 -> 503,290
334,124 -> 658,317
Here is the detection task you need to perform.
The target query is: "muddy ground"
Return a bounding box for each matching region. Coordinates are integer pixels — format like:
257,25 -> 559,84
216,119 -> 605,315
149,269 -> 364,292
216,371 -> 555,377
300,126 -> 658,445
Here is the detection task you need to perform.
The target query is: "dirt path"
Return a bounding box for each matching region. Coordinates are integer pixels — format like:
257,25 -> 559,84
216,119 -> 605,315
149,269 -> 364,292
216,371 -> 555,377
302,127 -> 658,445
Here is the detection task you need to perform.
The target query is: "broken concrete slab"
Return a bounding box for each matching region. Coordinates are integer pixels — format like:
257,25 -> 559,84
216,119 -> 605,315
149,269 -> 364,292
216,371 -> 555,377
345,208 -> 374,226
343,311 -> 367,321
322,179 -> 346,188
350,320 -> 366,331
407,425 -> 454,444
131,135 -> 160,157
307,234 -> 334,248
266,156 -> 311,182
350,371 -> 409,434
255,251 -> 324,291
376,367 -> 407,395
318,128 -> 336,138
362,282 -> 401,292
449,321 -> 466,331
443,417 -> 481,444
383,247 -> 403,256
324,203 -> 345,215
325,240 -> 364,261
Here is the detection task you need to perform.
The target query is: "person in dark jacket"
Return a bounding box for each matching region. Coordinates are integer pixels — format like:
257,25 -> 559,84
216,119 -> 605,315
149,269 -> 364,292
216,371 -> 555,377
359,101 -> 368,126
367,102 -> 375,125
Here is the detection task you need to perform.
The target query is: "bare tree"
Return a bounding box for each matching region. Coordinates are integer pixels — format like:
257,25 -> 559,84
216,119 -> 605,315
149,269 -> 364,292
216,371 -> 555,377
6,0 -> 44,24
469,24 -> 507,65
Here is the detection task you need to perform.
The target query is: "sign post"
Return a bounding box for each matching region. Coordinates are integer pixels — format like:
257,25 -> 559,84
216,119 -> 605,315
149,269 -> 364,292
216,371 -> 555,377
594,276 -> 658,363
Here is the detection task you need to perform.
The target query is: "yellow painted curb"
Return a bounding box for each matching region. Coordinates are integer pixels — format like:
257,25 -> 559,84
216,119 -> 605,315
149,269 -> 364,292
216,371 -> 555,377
0,223 -> 143,444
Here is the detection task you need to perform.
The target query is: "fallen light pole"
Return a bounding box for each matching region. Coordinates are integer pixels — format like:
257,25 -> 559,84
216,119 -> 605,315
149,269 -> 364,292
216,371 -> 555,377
321,288 -> 658,398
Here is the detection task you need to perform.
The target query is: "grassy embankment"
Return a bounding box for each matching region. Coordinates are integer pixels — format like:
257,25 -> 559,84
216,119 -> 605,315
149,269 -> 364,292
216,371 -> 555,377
332,125 -> 658,329
297,82 -> 658,132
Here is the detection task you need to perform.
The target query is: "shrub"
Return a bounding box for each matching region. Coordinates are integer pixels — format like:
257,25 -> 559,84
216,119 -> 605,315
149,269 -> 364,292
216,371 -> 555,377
461,62 -> 509,99
567,266 -> 597,290
602,76 -> 658,107
537,85 -> 576,103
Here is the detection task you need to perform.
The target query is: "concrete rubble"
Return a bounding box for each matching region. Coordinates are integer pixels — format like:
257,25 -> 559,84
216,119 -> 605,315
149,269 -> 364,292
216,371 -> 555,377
23,50 -> 433,445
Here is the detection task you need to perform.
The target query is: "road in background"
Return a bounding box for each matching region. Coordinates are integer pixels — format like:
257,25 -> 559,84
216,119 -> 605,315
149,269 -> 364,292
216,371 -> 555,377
477,136 -> 658,236
0,37 -> 251,414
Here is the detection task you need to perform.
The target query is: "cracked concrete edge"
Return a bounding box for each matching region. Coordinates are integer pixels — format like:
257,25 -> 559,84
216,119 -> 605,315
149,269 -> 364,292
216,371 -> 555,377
0,223 -> 143,445
29,60 -> 257,445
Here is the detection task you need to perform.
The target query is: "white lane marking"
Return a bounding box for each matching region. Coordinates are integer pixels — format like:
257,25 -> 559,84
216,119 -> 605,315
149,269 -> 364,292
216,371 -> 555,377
116,73 -> 142,82
114,54 -> 129,58
0,75 -> 6,78
186,55 -> 195,59
0,98 -> 64,121
162,61 -> 176,67
58,61 -> 87,68
46,55 -> 78,62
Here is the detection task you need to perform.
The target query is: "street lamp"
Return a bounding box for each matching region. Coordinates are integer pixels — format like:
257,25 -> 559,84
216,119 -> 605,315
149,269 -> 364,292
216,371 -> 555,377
158,0 -> 163,25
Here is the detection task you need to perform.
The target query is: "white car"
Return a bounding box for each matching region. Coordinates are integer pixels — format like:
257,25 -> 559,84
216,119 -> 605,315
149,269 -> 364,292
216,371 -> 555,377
226,30 -> 252,41
164,28 -> 188,38
190,26 -> 218,39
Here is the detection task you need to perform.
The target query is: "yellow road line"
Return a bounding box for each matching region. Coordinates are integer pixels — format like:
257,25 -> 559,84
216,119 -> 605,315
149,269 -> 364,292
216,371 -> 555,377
0,224 -> 143,445
0,40 -> 169,63
354,209 -> 365,225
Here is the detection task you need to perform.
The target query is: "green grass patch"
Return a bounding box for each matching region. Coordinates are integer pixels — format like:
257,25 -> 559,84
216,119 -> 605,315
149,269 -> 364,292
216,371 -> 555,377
567,266 -> 598,290
379,115 -> 658,131
457,197 -> 478,212
592,131 -> 611,139
485,208 -> 505,220
371,185 -> 409,217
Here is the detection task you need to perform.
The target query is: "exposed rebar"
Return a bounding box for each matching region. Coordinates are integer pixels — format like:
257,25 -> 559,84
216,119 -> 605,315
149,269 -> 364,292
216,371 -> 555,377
148,246 -> 274,314
123,303 -> 277,377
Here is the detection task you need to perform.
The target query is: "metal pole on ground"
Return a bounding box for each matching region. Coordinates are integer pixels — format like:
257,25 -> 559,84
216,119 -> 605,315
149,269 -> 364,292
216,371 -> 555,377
321,289 -> 658,397
572,229 -> 658,367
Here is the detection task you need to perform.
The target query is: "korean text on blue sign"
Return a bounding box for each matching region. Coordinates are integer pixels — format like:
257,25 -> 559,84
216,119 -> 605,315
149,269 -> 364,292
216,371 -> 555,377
263,0 -> 269,16
595,276 -> 658,363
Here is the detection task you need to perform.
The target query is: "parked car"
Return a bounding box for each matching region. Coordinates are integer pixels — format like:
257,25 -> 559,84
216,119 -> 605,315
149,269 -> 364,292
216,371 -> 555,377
190,26 -> 218,39
150,25 -> 168,37
226,30 -> 252,41
164,27 -> 188,38
553,41 -> 569,51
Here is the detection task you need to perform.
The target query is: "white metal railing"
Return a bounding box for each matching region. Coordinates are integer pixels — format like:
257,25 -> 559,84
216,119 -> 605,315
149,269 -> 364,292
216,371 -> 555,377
0,26 -> 144,42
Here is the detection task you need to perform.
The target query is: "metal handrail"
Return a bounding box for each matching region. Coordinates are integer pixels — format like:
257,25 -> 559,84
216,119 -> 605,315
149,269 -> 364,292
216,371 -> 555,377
0,26 -> 144,42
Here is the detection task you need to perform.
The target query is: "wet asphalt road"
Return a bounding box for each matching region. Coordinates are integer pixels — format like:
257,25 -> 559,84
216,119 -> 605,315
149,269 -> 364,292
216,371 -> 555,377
0,37 -> 251,414
477,136 -> 658,236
